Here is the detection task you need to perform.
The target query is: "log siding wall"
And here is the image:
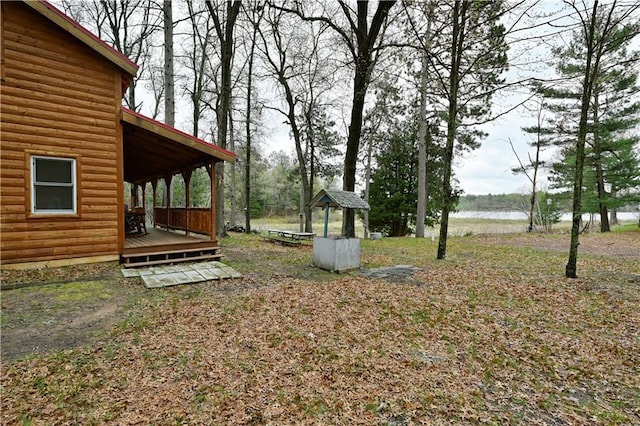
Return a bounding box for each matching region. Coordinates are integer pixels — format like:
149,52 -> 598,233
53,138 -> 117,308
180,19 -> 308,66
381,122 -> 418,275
1,3 -> 123,265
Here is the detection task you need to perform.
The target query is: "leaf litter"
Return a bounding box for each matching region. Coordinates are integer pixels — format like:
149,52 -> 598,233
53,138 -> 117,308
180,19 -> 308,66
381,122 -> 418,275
2,231 -> 639,425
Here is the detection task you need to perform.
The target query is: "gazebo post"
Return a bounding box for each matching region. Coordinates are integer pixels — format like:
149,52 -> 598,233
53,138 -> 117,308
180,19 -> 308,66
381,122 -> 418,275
323,202 -> 330,237
164,174 -> 172,231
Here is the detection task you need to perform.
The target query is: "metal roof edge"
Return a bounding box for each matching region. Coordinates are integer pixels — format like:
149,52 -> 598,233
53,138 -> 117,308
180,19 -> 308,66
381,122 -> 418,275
24,1 -> 139,78
122,108 -> 236,163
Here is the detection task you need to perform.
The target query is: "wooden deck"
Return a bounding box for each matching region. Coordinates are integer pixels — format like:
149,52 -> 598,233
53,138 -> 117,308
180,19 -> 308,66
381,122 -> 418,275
122,227 -> 221,268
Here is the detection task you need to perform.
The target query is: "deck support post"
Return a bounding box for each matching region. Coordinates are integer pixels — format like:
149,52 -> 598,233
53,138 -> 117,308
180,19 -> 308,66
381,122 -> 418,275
207,161 -> 216,240
129,184 -> 136,210
151,179 -> 157,228
182,168 -> 192,236
164,174 -> 173,231
140,182 -> 146,208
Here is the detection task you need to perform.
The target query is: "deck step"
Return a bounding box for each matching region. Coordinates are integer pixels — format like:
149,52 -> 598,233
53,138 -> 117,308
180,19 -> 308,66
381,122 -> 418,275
123,245 -> 221,258
122,247 -> 222,268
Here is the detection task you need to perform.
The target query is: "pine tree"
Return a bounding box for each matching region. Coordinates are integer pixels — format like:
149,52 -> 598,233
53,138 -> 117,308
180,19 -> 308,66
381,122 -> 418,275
542,16 -> 640,236
367,105 -> 445,237
558,1 -> 639,278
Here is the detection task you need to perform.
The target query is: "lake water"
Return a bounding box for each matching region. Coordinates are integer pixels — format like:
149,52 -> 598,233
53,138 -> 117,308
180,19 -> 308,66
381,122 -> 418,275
452,211 -> 640,222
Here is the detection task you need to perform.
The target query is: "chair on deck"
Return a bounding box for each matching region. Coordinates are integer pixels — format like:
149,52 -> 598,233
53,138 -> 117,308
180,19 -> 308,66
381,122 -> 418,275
134,207 -> 147,234
125,207 -> 147,235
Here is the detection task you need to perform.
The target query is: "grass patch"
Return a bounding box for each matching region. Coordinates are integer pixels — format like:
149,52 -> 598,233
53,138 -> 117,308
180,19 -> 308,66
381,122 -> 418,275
612,222 -> 640,232
39,281 -> 114,303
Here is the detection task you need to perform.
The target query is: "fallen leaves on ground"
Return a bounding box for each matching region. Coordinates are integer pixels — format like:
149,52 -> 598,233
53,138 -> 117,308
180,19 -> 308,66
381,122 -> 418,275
2,232 -> 639,425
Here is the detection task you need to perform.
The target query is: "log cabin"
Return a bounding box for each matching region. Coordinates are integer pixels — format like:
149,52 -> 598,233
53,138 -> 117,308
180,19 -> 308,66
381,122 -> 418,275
1,1 -> 236,269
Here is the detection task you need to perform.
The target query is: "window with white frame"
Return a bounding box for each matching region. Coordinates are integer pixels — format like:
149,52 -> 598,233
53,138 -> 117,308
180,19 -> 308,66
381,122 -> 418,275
31,155 -> 77,214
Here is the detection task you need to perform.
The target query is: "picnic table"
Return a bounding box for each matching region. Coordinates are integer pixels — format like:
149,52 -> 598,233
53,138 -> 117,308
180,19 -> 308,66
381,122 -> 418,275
265,229 -> 315,245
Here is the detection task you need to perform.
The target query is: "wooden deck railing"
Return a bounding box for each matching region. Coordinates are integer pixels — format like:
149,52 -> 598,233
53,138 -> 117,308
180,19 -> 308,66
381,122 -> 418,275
153,207 -> 212,236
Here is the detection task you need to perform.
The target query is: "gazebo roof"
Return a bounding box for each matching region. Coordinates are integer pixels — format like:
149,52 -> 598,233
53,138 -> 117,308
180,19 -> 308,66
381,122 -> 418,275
308,189 -> 370,210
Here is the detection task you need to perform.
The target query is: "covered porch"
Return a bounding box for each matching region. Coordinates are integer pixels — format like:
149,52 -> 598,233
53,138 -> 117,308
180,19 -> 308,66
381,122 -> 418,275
120,108 -> 235,267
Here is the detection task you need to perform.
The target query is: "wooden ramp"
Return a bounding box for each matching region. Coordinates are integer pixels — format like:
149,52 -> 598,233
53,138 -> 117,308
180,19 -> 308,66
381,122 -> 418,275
121,261 -> 242,288
122,228 -> 221,268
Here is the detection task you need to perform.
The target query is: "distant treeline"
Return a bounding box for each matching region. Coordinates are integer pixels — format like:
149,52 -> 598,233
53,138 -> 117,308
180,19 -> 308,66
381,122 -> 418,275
457,194 -> 537,211
457,193 -> 638,212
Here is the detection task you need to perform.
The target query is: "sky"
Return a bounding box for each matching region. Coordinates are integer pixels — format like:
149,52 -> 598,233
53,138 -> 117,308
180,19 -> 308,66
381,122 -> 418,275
262,111 -> 542,196
261,92 -> 549,196
69,0 -> 633,198
456,116 -> 549,196
456,134 -> 534,195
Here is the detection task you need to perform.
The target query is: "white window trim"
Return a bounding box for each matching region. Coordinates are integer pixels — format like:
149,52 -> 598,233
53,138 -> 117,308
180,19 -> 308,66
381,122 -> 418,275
31,155 -> 77,215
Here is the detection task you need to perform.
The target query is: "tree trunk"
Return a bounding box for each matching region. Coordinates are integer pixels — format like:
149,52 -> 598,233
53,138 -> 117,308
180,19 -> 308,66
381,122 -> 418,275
229,107 -> 237,227
592,90 -> 610,232
306,109 -> 315,233
609,188 -> 618,226
341,1 -> 396,238
275,74 -> 311,232
528,109 -> 543,233
206,0 -> 241,239
163,0 -> 174,127
566,0 -> 600,278
244,23 -> 258,233
437,0 -> 464,260
128,81 -> 137,111
342,57 -> 369,238
363,132 -> 374,240
415,2 -> 434,238
416,50 -> 429,238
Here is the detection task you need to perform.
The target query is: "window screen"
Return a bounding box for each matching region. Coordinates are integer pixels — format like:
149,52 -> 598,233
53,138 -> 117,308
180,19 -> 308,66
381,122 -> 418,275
32,156 -> 76,213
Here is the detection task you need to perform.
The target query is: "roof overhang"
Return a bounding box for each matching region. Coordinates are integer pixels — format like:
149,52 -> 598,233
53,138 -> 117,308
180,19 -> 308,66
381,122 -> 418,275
122,109 -> 236,184
24,1 -> 138,90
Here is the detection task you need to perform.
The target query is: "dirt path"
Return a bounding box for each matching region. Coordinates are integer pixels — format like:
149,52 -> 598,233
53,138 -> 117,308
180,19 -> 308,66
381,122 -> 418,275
0,260 -> 271,362
0,269 -> 145,361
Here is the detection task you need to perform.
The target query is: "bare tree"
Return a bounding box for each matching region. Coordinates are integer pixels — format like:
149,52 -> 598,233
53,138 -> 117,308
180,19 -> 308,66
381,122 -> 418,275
145,61 -> 164,119
205,0 -> 242,239
241,2 -> 264,233
163,0 -> 175,126
413,1 -> 436,238
273,1 -> 397,237
360,76 -> 402,239
258,7 -> 314,231
511,97 -> 552,232
405,0 -> 509,259
183,0 -> 216,137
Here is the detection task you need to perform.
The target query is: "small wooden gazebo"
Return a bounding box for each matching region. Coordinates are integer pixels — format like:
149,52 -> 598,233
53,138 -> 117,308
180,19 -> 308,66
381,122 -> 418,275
308,189 -> 370,237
